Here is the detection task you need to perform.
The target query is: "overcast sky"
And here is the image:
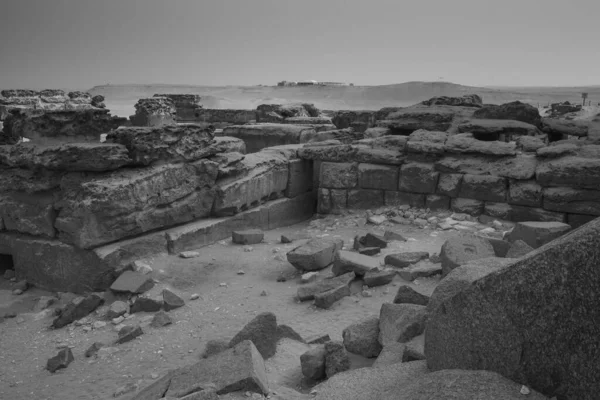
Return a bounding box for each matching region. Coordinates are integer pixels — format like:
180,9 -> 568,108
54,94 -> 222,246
0,0 -> 598,90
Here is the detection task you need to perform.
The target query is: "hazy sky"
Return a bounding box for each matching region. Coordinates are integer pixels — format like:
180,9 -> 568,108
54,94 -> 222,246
1,0 -> 599,89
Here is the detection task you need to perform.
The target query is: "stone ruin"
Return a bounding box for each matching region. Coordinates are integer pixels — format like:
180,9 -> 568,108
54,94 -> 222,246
1,90 -> 600,399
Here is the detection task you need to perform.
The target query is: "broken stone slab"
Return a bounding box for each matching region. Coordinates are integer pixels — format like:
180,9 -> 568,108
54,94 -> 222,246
342,316 -> 382,358
324,341 -> 351,379
314,284 -> 351,309
332,250 -> 381,276
366,214 -> 387,225
162,289 -> 185,311
110,271 -> 154,294
439,234 -> 495,277
106,300 -> 129,319
383,230 -> 407,242
508,221 -> 571,249
372,343 -> 406,368
287,238 -> 344,271
378,303 -> 427,346
385,252 -> 430,269
363,269 -> 396,287
393,285 -> 430,306
229,312 -> 279,360
115,325 -> 144,344
297,272 -> 355,301
52,293 -> 104,329
46,348 -> 74,373
361,232 -> 388,248
301,345 -> 327,380
150,310 -> 173,328
130,296 -> 163,313
505,239 -> 534,258
232,229 -> 264,245
397,263 -> 442,281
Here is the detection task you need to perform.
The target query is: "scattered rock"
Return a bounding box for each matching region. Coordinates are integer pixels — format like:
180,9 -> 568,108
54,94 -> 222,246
324,341 -> 350,378
314,285 -> 351,309
131,260 -> 153,274
440,235 -> 495,277
112,316 -> 125,325
363,269 -> 396,287
378,303 -> 427,345
397,263 -> 442,281
130,296 -> 163,313
508,221 -> 571,249
372,343 -> 406,368
93,321 -> 107,329
300,345 -> 327,380
297,272 -> 355,301
190,293 -> 200,300
115,325 -> 143,344
383,230 -> 407,242
393,286 -> 430,306
332,250 -> 380,276
13,280 -> 28,292
34,296 -> 57,312
46,348 -> 74,373
505,239 -> 534,258
260,290 -> 268,297
362,233 -> 388,248
342,316 -> 382,358
300,272 -> 319,283
367,215 -> 387,225
107,301 -> 129,319
52,293 -> 104,329
85,342 -> 104,357
276,324 -> 305,342
229,312 -> 278,359
180,251 -> 200,258
151,310 -> 173,327
287,238 -> 344,271
110,271 -> 154,294
385,252 -> 429,268
162,289 -> 185,311
232,229 -> 264,245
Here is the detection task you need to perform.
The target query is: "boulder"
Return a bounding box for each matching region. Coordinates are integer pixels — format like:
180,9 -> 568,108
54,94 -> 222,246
162,289 -> 185,311
472,101 -> 541,126
378,303 -> 427,346
385,252 -> 429,269
297,272 -> 355,301
342,316 -> 382,358
106,300 -> 129,319
300,345 -> 326,380
424,218 -> 600,399
287,238 -> 344,271
324,341 -> 350,378
505,239 -> 534,258
150,310 -> 173,327
134,340 -> 269,399
130,296 -> 162,313
106,124 -> 216,165
508,221 -> 571,248
393,285 -> 430,306
332,250 -> 380,276
439,235 -> 495,277
229,312 -> 278,359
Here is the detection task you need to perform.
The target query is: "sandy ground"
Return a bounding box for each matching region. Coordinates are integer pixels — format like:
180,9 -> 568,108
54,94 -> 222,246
0,212 -> 460,400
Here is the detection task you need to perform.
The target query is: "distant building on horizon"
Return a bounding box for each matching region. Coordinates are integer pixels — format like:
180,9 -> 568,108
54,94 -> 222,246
278,80 -> 352,87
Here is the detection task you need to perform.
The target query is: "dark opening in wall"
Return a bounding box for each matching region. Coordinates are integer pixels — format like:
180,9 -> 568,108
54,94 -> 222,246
0,254 -> 14,274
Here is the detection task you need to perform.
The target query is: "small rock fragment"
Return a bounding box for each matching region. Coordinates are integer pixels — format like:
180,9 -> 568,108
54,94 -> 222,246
363,269 -> 396,287
107,301 -> 129,319
47,348 -> 74,373
162,289 -> 185,311
115,325 -> 144,344
179,251 -> 200,258
110,271 -> 154,294
150,310 -> 172,327
85,342 -> 104,357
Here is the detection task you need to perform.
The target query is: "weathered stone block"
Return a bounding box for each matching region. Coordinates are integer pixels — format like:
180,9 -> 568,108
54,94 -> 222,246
330,189 -> 347,211
347,189 -> 384,209
436,155 -> 537,180
358,164 -> 398,190
93,230 -> 168,269
315,284 -> 351,309
332,250 -> 381,276
445,134 -> 516,156
287,238 -> 344,271
451,198 -> 484,215
285,158 -> 313,198
508,180 -> 542,207
440,235 -> 496,277
399,162 -> 439,194
543,187 -> 600,216
509,221 -> 572,249
536,156 -> 600,190
297,272 -> 355,301
223,123 -> 315,153
342,316 -> 382,358
425,194 -> 450,210
459,174 -> 507,202
384,191 -> 425,208
436,173 -> 462,197
320,162 -> 358,189
0,194 -> 56,237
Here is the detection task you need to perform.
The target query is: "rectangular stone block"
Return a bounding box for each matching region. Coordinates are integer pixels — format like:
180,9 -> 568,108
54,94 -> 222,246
347,189 -> 384,209
285,159 -> 313,198
508,180 -> 542,207
0,194 -> 56,238
399,162 -> 439,194
264,192 -> 316,230
385,191 -> 426,208
358,163 -> 399,190
436,173 -> 463,198
451,198 -> 484,215
459,174 -> 507,202
536,156 -> 600,190
425,194 -> 450,210
543,187 -> 600,216
320,162 -> 358,189
222,123 -> 314,153
484,202 -> 566,222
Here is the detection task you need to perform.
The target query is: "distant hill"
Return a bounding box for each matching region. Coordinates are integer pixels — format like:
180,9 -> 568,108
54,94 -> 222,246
88,81 -> 600,118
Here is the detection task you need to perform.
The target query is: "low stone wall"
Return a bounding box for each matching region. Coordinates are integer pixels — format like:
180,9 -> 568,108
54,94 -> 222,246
299,132 -> 600,227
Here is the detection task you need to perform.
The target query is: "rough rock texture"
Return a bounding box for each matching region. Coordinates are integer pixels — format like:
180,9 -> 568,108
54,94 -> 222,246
106,125 -> 216,166
508,221 -> 571,248
324,341 -> 350,378
378,303 -> 427,345
421,94 -> 482,108
314,284 -> 351,309
152,94 -> 203,121
162,289 -> 185,311
385,252 -> 429,268
300,345 -> 326,380
377,109 -> 455,134
393,285 -> 430,306
536,156 -> 600,190
440,234 -> 495,277
371,343 -> 406,368
363,268 -> 396,287
425,218 -> 600,399
287,238 -> 344,271
458,119 -> 539,139
55,161 -> 217,248
445,134 -> 516,156
541,118 -> 588,137
342,316 -> 382,358
130,97 -> 176,127
46,348 -> 74,373
52,293 -> 104,328
472,101 -> 541,126
134,340 -> 269,399
223,124 -> 316,153
505,239 -> 534,258
110,271 -> 154,294
256,103 -> 321,123
229,312 -> 279,359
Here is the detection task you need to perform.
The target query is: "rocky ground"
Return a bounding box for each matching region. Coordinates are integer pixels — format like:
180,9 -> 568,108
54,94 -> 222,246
0,208 -> 516,400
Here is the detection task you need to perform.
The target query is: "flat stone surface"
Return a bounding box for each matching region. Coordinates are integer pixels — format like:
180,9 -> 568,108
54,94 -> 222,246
287,238 -> 344,271
385,252 -> 429,269
342,316 -> 382,358
115,325 -> 143,344
379,303 -> 427,345
110,271 -> 154,294
332,250 -> 381,276
440,234 -> 495,277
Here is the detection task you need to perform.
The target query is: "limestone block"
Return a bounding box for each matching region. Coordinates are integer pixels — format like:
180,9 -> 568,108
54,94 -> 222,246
320,162 -> 358,189
459,174 -> 507,202
358,163 -> 398,190
399,162 -> 439,194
